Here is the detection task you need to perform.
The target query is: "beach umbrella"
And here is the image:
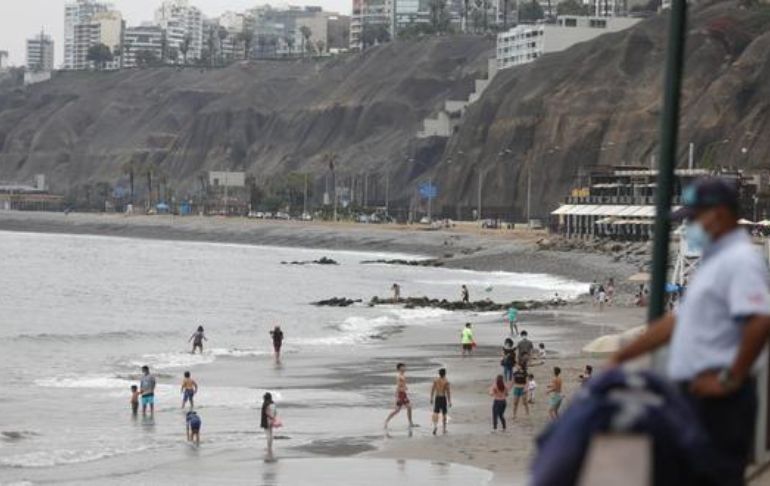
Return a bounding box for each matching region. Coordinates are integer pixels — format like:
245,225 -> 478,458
628,272 -> 650,283
758,220 -> 770,227
583,326 -> 647,355
738,218 -> 755,225
665,283 -> 681,293
582,334 -> 624,355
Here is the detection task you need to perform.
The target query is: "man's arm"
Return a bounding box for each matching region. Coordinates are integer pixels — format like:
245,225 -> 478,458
430,381 -> 435,403
731,315 -> 770,382
447,383 -> 452,406
609,313 -> 676,365
690,315 -> 770,396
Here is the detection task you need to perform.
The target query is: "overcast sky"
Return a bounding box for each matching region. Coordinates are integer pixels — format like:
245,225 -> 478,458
0,0 -> 351,67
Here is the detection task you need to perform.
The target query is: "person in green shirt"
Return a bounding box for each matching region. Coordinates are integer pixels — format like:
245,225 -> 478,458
506,307 -> 519,336
461,322 -> 475,356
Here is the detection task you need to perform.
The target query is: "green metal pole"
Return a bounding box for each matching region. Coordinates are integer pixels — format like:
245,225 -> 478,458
648,0 -> 688,323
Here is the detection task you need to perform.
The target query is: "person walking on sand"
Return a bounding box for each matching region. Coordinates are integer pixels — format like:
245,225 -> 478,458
511,363 -> 530,419
391,283 -> 401,302
547,366 -> 563,420
180,371 -> 198,410
489,374 -> 511,431
139,365 -> 156,416
501,338 -> 516,382
506,306 -> 519,336
461,323 -> 475,357
461,285 -> 470,304
610,177 -> 770,486
527,373 -> 537,404
270,326 -> 284,364
385,363 -> 415,429
606,278 -> 615,306
189,325 -> 207,354
430,368 -> 452,435
515,330 -> 534,369
261,392 -> 278,453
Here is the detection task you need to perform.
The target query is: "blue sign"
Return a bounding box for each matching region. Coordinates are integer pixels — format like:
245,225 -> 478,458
419,182 -> 438,200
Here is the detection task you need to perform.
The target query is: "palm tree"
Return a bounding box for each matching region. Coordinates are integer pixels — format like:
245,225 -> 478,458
285,36 -> 294,57
239,30 -> 254,60
463,0 -> 470,32
217,27 -> 228,66
299,26 -> 312,57
180,35 -> 192,65
206,28 -> 216,67
142,162 -> 156,209
121,161 -> 137,204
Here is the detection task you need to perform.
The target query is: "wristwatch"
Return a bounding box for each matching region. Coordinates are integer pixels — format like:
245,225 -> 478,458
717,369 -> 739,392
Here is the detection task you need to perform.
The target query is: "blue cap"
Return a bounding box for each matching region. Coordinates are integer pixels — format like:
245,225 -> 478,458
672,177 -> 739,220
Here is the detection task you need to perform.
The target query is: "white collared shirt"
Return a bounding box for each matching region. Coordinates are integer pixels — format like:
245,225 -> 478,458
668,228 -> 770,381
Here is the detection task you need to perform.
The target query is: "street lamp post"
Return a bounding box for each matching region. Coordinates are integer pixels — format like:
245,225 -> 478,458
477,169 -> 483,222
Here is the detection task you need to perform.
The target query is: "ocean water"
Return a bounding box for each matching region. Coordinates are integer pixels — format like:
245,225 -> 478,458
0,230 -> 586,483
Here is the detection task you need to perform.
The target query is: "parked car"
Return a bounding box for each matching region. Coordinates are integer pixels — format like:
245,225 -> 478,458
481,219 -> 500,229
419,216 -> 432,224
300,212 -> 313,221
274,211 -> 291,220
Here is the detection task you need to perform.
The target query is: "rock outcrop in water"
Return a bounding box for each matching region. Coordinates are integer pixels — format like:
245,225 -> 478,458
313,295 -> 568,310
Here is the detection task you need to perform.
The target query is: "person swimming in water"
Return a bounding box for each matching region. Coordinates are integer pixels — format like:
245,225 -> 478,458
384,363 -> 415,429
180,371 -> 198,410
430,368 -> 451,435
189,325 -> 207,354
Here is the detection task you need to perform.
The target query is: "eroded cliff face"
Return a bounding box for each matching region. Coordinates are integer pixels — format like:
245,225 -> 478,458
3,3 -> 770,216
435,2 -> 770,219
0,36 -> 493,199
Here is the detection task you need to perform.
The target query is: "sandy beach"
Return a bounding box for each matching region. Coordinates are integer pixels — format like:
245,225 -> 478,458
0,211 -> 648,485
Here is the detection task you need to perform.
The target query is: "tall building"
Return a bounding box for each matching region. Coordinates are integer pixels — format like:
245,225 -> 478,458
154,0 -> 203,63
123,24 -> 164,68
26,31 -> 55,72
0,50 -> 9,69
72,10 -> 124,70
64,0 -> 113,69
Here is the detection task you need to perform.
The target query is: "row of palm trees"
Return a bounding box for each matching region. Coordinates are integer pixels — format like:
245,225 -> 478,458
121,160 -> 172,206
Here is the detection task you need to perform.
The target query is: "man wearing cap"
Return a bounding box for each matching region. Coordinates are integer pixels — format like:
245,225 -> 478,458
611,177 -> 770,485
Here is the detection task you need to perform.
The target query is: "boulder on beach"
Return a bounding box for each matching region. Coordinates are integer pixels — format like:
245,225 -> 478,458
312,297 -> 362,307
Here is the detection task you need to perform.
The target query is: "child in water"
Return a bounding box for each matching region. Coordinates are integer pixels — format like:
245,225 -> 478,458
130,385 -> 141,415
186,410 -> 202,446
181,371 -> 198,410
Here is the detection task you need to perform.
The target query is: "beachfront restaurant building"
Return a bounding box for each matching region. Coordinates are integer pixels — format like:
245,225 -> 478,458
550,166 -> 754,241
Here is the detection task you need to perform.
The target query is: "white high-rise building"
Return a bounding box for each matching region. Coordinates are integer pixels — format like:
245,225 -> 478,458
64,0 -> 113,69
155,0 -> 203,63
72,10 -> 124,70
26,32 -> 55,72
0,51 -> 9,69
496,16 -> 640,71
123,24 -> 165,68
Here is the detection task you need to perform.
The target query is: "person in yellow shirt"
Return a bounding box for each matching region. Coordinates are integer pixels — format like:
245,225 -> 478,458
461,323 -> 475,357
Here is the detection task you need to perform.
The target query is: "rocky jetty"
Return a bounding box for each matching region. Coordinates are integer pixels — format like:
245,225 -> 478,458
313,295 -> 567,311
312,297 -> 362,307
282,257 -> 339,265
360,258 -> 444,267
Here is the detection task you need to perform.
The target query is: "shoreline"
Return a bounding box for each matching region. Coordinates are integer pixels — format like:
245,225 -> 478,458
0,212 -> 648,485
0,211 -> 641,285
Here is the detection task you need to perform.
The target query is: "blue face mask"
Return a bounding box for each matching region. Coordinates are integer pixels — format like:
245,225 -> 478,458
685,221 -> 712,253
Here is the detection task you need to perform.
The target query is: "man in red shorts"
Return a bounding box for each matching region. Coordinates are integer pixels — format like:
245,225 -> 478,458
384,363 -> 415,429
